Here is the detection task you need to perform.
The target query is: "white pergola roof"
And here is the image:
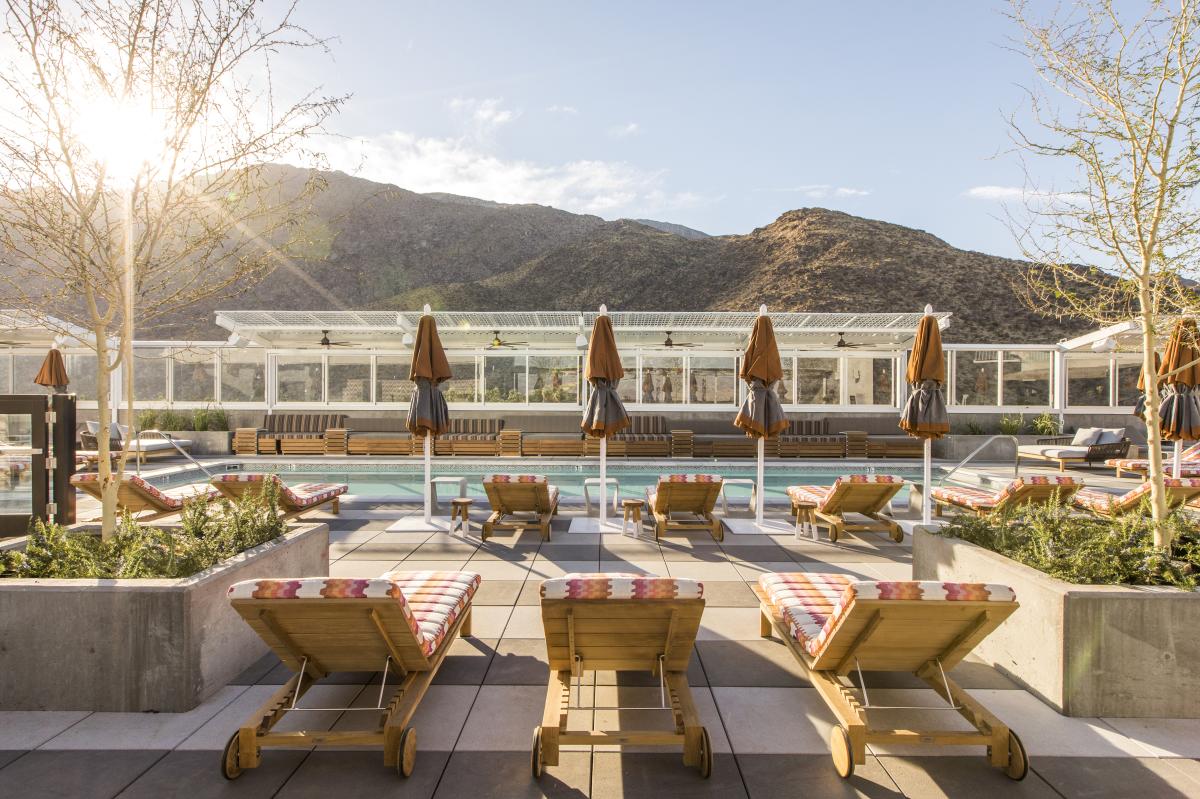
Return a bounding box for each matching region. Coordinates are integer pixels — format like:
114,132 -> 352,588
1058,318 -> 1191,353
0,310 -> 93,346
215,309 -> 951,350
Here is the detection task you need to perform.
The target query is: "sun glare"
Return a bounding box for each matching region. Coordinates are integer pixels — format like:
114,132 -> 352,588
74,95 -> 168,186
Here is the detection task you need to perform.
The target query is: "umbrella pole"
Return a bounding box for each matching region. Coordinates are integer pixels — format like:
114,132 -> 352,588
424,434 -> 432,524
756,437 -> 765,526
599,436 -> 607,527
923,438 -> 932,525
1175,439 -> 1183,479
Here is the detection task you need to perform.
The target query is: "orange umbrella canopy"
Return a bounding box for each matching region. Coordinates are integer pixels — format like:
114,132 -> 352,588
905,315 -> 946,385
584,315 -> 624,384
733,314 -> 787,438
738,315 -> 783,386
33,348 -> 68,391
1138,352 -> 1162,391
1159,319 -> 1200,387
408,315 -> 451,384
582,314 -> 630,438
1157,318 -> 1200,441
899,315 -> 949,439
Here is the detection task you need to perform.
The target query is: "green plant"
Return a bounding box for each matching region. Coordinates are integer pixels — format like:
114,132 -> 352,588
192,407 -> 210,432
136,410 -> 159,430
0,479 -> 286,579
205,407 -> 229,432
998,414 -> 1025,435
962,421 -> 986,435
153,410 -> 192,431
1031,412 -> 1061,437
936,501 -> 1198,588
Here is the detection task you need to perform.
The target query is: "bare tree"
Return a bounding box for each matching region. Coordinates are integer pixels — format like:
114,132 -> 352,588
1008,0 -> 1200,545
0,0 -> 344,537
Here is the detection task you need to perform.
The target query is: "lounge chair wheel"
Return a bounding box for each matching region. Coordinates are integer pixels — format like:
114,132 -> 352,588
220,731 -> 244,780
1002,730 -> 1028,781
697,726 -> 713,779
395,727 -> 417,778
830,725 -> 854,779
531,726 -> 544,778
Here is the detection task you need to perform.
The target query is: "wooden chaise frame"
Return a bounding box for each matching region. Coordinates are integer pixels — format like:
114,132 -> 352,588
755,587 -> 1027,780
221,594 -> 472,779
533,596 -> 712,778
933,482 -> 1080,517
792,481 -> 903,543
72,475 -> 215,522
210,475 -> 342,520
647,480 -> 724,542
481,480 -> 559,541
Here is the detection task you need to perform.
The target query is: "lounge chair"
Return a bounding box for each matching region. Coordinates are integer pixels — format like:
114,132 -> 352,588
70,472 -> 218,521
481,474 -> 559,541
210,473 -> 347,518
930,475 -> 1082,517
1072,477 -> 1200,517
533,573 -> 712,778
222,570 -> 480,779
645,474 -> 724,542
1106,442 -> 1200,478
786,475 -> 905,543
755,572 -> 1026,780
1016,427 -> 1129,472
81,421 -> 192,464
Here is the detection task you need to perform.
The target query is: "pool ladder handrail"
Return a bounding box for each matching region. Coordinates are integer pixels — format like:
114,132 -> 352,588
133,429 -> 215,480
937,434 -> 1019,486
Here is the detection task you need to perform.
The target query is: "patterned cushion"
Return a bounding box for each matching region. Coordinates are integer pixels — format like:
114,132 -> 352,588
485,474 -> 547,484
540,573 -> 703,600
758,573 -> 1016,658
1106,457 -> 1200,475
931,476 -> 1079,511
211,473 -> 348,508
71,471 -> 217,509
786,485 -> 830,506
659,474 -> 722,483
1073,477 -> 1200,514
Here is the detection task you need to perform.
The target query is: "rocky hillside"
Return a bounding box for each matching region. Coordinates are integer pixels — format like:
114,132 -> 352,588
153,166 -> 1091,343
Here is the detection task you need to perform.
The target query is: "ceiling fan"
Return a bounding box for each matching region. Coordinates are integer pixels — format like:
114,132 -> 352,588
317,330 -> 354,348
487,330 -> 527,349
662,331 -> 699,348
834,332 -> 870,349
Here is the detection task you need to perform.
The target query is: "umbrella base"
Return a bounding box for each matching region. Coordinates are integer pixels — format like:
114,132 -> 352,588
386,515 -> 455,532
723,518 -> 795,536
567,517 -> 626,535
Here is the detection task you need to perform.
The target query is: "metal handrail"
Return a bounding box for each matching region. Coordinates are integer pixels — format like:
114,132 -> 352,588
937,435 -> 1019,486
143,429 -> 214,479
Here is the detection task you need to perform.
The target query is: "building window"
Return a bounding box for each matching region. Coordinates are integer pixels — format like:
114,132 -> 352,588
796,357 -> 840,404
483,355 -> 526,403
615,353 -> 638,404
375,356 -> 413,404
277,356 -> 323,403
847,356 -> 893,406
1002,351 -> 1051,406
953,350 -> 998,405
66,352 -> 99,401
220,350 -> 265,403
530,356 -> 579,404
327,356 -> 370,403
132,348 -> 167,402
1066,353 -> 1112,407
0,353 -> 11,394
688,356 -> 737,405
1116,358 -> 1145,407
444,358 -> 478,403
641,356 -> 684,404
171,349 -> 217,403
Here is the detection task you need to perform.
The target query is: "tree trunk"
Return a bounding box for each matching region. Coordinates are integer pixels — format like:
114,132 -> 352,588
93,333 -> 118,540
1138,292 -> 1170,547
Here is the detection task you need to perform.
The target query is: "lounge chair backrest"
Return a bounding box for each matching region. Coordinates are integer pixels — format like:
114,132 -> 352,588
651,474 -> 723,515
227,577 -> 432,672
785,419 -> 829,436
1118,477 -> 1200,511
483,474 -> 554,513
820,474 -> 905,514
71,471 -> 187,512
447,418 -> 504,435
992,475 -> 1081,509
1182,442 -> 1200,460
540,573 -> 704,672
629,416 -> 666,435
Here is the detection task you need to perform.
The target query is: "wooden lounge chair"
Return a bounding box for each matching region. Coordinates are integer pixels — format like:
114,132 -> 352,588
210,473 -> 347,519
786,475 -> 905,543
645,474 -> 724,542
1072,477 -> 1200,517
222,570 -> 480,779
930,475 -> 1082,517
1016,428 -> 1130,472
1106,442 -> 1200,478
481,474 -> 559,541
70,472 -> 218,521
533,573 -> 712,778
755,572 -> 1026,780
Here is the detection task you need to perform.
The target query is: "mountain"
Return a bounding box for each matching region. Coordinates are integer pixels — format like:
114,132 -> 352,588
630,219 -> 710,239
151,166 -> 1093,343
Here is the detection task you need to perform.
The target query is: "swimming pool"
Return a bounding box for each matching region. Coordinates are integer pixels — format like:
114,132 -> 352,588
160,460 -> 938,506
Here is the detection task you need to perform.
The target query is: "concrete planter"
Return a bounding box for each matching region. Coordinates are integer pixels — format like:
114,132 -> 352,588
932,434 -> 1042,463
913,527 -> 1200,718
0,522 -> 328,712
163,429 -> 232,456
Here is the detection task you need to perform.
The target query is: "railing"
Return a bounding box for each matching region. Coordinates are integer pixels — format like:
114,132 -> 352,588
142,429 -> 214,479
938,435 -> 1020,486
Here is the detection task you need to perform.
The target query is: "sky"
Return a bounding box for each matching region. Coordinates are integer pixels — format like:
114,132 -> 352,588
273,1 -> 1067,259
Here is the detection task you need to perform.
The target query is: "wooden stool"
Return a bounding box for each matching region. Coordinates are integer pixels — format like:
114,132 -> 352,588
791,500 -> 818,540
621,499 -> 645,537
450,497 -> 473,535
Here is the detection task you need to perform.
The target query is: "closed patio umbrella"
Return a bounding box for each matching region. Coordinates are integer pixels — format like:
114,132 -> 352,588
407,305 -> 451,526
733,306 -> 788,527
581,305 -> 630,531
33,347 -> 69,392
1133,351 -> 1161,420
1157,318 -> 1200,478
899,306 -> 949,525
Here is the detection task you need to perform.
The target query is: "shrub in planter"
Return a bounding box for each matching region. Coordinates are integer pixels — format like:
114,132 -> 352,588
154,409 -> 193,431
935,501 -> 1198,588
1031,412 -> 1060,436
998,414 -> 1025,435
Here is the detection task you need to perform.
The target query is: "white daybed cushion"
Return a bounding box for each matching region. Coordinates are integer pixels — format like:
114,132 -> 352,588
1070,427 -> 1102,446
1018,445 -> 1089,459
1095,428 -> 1126,445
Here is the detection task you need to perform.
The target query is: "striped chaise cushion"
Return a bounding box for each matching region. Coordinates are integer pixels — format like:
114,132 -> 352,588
930,475 -> 1079,511
758,573 -> 1016,658
786,474 -> 904,510
212,473 -> 347,508
1073,477 -> 1200,514
71,471 -> 217,508
541,573 -> 703,600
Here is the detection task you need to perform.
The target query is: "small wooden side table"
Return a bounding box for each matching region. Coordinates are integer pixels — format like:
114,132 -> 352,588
791,500 -> 818,541
621,499 -> 645,537
450,497 -> 473,535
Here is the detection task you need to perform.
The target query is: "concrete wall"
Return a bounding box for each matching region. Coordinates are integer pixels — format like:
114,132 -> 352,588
0,523 -> 328,712
913,527 -> 1200,718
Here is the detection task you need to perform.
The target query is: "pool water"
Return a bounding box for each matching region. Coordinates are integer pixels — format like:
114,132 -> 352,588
162,461 -> 935,506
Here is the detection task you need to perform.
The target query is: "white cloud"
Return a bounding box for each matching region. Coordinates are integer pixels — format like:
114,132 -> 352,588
547,104 -> 579,115
834,187 -> 870,197
964,185 -> 1086,204
447,97 -> 520,129
757,184 -> 871,199
609,122 -> 641,138
322,131 -> 712,216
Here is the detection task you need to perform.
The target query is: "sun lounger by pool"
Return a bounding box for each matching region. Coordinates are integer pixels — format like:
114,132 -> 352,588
533,573 -> 712,778
755,572 -> 1026,780
1072,477 -> 1200,517
222,570 -> 480,778
481,474 -> 560,540
786,475 -> 904,543
646,474 -> 724,542
930,475 -> 1081,516
1106,442 -> 1200,477
71,472 -> 218,521
210,473 -> 347,518
81,421 -> 192,464
1016,427 -> 1129,471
